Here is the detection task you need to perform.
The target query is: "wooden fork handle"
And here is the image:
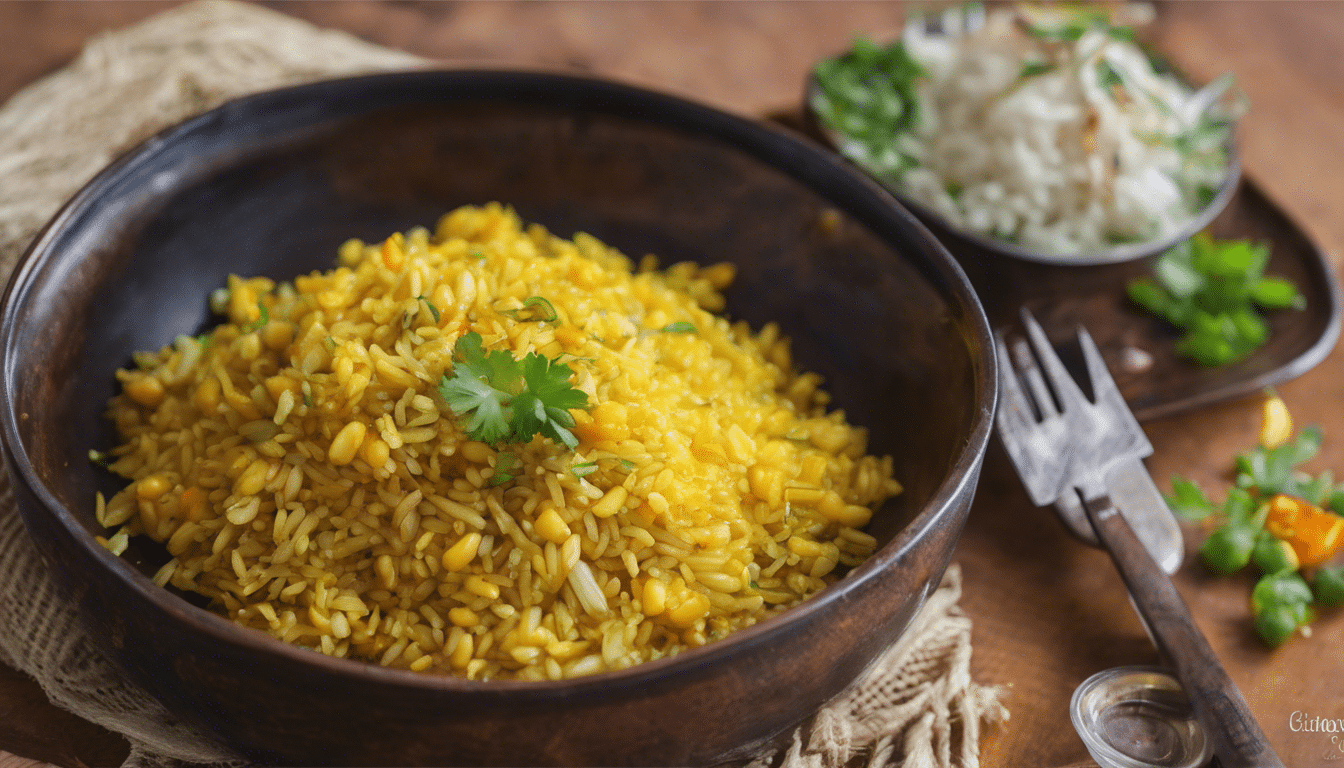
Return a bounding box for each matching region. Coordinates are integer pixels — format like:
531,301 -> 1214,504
1082,494 -> 1286,768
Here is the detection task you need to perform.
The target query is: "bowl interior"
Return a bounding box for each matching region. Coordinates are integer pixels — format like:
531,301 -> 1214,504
10,72 -> 987,562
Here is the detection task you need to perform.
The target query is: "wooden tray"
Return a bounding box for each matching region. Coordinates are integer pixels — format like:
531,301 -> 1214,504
775,101 -> 1341,422
771,102 -> 1341,422
946,179 -> 1342,421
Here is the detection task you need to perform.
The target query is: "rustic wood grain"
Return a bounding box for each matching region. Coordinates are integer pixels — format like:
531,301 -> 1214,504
0,2 -> 1341,767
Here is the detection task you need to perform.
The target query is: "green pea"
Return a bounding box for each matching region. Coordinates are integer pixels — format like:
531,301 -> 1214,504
1254,603 -> 1304,647
1201,524 -> 1257,575
1313,566 -> 1344,608
1251,571 -> 1313,615
1251,534 -> 1300,574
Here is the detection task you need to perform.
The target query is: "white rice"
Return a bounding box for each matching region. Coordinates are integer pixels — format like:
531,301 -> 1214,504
829,4 -> 1238,255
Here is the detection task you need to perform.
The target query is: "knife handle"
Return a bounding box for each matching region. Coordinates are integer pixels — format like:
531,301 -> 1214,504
1081,494 -> 1286,768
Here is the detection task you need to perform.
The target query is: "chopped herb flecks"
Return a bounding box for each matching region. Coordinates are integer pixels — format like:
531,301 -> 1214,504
570,460 -> 599,478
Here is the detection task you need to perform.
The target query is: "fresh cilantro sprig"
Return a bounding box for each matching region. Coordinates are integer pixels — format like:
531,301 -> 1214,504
1170,425 -> 1323,525
437,332 -> 589,450
1127,233 -> 1304,367
489,453 -> 520,486
1236,424 -> 1323,499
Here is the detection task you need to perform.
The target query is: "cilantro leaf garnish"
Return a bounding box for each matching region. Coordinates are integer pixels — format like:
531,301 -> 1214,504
438,331 -> 589,450
658,321 -> 697,334
1235,424 -> 1322,497
1166,476 -> 1217,521
440,367 -> 513,445
489,452 -> 520,486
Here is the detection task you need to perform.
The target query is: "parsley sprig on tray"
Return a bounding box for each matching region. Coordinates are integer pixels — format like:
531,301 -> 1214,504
437,332 -> 589,450
1127,233 -> 1304,367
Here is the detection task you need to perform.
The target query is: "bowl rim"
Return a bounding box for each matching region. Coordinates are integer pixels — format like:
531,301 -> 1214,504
874,140 -> 1242,266
0,67 -> 998,696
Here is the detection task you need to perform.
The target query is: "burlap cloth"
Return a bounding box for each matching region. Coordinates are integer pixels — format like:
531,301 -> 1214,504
0,3 -> 1008,766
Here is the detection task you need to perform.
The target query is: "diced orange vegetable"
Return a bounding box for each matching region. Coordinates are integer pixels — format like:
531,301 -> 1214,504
1264,493 -> 1344,566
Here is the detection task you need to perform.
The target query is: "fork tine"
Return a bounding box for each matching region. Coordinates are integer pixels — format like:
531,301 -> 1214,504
995,332 -> 1039,431
995,332 -> 1068,507
1020,309 -> 1089,413
1077,325 -> 1121,404
1010,338 -> 1058,419
1077,324 -> 1153,454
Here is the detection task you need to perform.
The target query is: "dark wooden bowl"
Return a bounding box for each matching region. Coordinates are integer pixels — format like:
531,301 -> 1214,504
0,70 -> 995,766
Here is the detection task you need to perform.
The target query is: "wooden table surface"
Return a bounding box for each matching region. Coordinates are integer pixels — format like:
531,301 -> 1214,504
2,2 -> 1342,767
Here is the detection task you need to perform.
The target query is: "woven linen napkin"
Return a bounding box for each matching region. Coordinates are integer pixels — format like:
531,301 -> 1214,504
0,3 -> 1006,766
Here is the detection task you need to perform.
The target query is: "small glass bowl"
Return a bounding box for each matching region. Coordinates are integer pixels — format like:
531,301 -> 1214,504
1070,666 -> 1212,768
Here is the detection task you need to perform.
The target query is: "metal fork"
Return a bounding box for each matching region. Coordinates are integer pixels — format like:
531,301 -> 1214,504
996,310 -> 1284,768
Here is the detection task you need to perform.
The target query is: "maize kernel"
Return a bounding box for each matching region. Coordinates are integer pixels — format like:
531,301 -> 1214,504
193,377 -> 221,413
125,375 -> 165,408
261,321 -> 294,352
1261,394 -> 1293,449
136,473 -> 172,501
234,458 -> 271,497
328,421 -> 367,466
361,436 -> 390,469
591,486 -> 628,519
465,575 -> 500,599
667,592 -> 710,628
642,579 -> 667,616
448,607 -> 481,627
442,532 -> 482,572
535,506 -> 572,544
449,634 -> 474,669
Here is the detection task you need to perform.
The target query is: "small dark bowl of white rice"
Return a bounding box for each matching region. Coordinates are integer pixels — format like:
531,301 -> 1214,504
807,3 -> 1243,266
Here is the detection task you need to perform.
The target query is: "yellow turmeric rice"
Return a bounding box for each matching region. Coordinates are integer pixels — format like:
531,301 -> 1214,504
94,203 -> 902,680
